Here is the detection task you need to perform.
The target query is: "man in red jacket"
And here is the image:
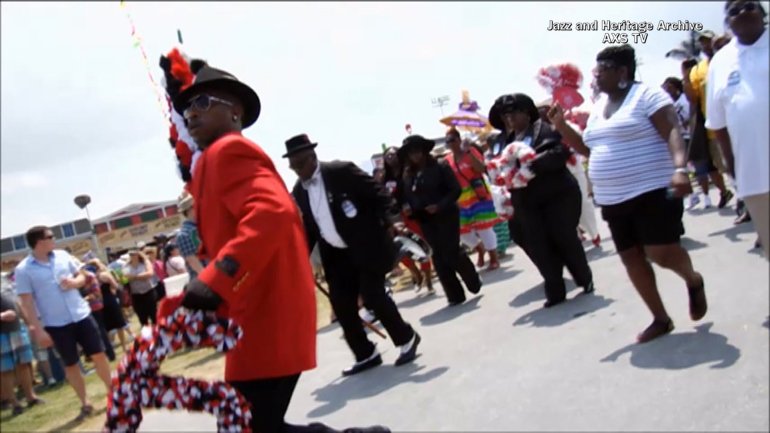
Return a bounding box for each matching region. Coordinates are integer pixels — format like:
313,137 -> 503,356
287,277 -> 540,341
174,65 -> 388,433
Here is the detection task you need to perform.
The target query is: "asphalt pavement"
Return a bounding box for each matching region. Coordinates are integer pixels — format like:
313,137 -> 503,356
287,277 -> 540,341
140,197 -> 769,432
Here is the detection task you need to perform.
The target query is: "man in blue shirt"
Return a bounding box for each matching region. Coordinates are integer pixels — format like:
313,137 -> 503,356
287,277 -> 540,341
14,226 -> 112,420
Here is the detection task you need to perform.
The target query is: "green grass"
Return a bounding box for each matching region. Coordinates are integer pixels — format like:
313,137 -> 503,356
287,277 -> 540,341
0,274 -> 414,432
0,289 -> 340,433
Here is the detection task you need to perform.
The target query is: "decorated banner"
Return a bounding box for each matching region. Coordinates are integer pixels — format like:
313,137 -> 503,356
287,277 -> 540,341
536,63 -> 585,111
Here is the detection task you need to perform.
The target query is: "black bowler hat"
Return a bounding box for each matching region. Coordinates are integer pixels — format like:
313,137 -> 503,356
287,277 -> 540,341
173,66 -> 261,128
283,134 -> 318,158
397,135 -> 435,161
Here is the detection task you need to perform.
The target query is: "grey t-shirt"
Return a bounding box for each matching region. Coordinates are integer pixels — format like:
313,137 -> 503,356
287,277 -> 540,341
124,263 -> 154,295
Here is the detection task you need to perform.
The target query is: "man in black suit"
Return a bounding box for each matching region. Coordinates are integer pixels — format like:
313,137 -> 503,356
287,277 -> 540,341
285,134 -> 421,376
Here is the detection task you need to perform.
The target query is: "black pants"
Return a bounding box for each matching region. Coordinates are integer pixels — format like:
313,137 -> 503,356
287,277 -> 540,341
322,244 -> 414,362
419,212 -> 481,304
232,373 -> 358,433
517,183 -> 593,302
91,310 -> 116,361
154,281 -> 166,300
229,374 -> 297,433
131,290 -> 157,326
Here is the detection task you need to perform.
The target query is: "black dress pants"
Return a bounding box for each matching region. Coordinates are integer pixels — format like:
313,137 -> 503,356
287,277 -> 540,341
231,374 -> 304,433
419,212 -> 481,304
517,182 -> 593,303
322,244 -> 414,362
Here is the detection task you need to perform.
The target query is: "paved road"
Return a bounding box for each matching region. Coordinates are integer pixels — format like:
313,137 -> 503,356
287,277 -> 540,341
140,200 -> 769,432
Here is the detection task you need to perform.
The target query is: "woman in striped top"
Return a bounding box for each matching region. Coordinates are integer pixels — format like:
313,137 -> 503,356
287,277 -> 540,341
549,44 -> 707,343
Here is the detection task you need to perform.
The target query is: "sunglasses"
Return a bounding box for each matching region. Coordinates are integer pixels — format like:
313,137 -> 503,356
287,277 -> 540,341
184,94 -> 234,114
728,1 -> 759,17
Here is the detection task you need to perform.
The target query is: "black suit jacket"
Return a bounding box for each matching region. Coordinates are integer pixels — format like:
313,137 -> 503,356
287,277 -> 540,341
498,120 -> 578,208
292,161 -> 400,275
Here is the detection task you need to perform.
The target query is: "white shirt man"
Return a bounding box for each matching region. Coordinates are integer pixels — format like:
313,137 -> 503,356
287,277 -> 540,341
706,28 -> 769,256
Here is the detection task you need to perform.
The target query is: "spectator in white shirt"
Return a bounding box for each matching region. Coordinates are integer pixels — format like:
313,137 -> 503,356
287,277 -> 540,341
706,0 -> 769,258
163,244 -> 187,277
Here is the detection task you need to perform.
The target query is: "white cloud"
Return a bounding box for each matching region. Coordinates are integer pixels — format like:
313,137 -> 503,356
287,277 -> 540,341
1,1 -> 748,237
0,171 -> 50,195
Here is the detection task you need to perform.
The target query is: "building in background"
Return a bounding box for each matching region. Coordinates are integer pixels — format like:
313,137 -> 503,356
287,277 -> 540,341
1,199 -> 183,272
1,218 -> 97,272
92,200 -> 182,257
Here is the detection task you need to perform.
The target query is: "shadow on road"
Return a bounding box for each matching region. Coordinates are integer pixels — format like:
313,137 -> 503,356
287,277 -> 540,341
513,293 -> 614,327
600,322 -> 741,370
708,221 -> 756,243
480,268 -> 522,285
419,296 -> 483,326
509,279 -> 584,308
396,291 -> 439,310
509,282 -> 547,308
585,245 -> 615,262
763,317 -> 769,329
307,363 -> 449,418
680,236 -> 708,251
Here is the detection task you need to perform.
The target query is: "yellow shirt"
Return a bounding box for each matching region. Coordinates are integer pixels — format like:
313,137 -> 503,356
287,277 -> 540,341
689,59 -> 715,139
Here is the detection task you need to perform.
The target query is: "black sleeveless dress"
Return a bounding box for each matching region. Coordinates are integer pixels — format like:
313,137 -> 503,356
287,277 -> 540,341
100,282 -> 127,331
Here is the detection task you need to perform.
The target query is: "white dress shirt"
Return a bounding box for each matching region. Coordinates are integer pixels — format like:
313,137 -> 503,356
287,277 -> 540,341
303,163 -> 348,249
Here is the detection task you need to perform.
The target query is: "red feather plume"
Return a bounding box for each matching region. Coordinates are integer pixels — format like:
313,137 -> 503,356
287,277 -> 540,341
166,48 -> 194,90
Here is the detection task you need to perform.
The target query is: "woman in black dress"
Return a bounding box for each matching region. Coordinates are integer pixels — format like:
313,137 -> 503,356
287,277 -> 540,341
86,259 -> 129,353
399,135 -> 481,306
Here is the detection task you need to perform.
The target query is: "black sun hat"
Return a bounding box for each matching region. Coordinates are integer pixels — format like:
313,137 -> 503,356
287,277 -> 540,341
397,135 -> 435,161
173,66 -> 261,128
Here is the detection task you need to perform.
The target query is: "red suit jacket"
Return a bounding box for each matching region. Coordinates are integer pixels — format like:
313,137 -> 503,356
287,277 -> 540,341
189,132 -> 317,381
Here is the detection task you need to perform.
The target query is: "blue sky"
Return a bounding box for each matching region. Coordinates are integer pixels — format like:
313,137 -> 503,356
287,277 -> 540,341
1,1 -> 739,237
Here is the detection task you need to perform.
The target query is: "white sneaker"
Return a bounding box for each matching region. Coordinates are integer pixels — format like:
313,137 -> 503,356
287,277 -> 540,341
360,309 -> 376,323
703,195 -> 713,208
687,194 -> 700,210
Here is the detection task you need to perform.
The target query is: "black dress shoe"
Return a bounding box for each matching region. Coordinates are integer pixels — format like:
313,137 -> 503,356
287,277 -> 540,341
582,282 -> 595,295
467,280 -> 482,294
395,332 -> 421,366
543,298 -> 566,308
448,297 -> 466,306
342,353 -> 382,376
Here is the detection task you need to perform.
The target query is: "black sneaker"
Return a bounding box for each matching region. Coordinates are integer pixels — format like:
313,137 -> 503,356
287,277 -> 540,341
718,190 -> 734,209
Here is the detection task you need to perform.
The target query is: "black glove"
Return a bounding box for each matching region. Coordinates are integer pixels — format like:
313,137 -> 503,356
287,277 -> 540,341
181,278 -> 223,311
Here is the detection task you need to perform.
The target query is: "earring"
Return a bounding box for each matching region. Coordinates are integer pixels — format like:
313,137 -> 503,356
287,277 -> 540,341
618,80 -> 629,90
232,115 -> 239,122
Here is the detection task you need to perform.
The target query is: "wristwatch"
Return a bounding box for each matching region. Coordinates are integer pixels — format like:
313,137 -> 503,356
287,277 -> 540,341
674,167 -> 688,175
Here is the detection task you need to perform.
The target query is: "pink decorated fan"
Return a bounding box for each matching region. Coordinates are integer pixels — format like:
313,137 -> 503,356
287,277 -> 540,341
536,63 -> 585,111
